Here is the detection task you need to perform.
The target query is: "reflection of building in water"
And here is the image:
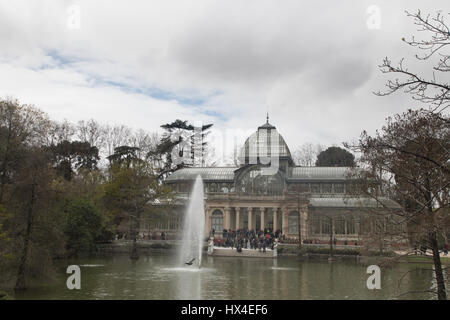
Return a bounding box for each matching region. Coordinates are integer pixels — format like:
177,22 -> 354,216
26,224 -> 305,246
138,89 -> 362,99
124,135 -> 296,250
159,118 -> 403,245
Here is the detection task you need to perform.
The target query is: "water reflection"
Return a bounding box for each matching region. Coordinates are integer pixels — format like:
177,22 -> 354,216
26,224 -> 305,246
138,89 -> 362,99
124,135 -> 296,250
175,269 -> 201,299
12,253 -> 446,300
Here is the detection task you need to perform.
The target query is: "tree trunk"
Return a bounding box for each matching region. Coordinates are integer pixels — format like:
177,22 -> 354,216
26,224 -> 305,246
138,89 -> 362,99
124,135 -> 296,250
0,121 -> 12,202
424,178 -> 447,300
429,230 -> 447,300
298,213 -> 302,250
14,183 -> 36,291
130,216 -> 139,260
130,237 -> 139,260
329,217 -> 334,260
130,206 -> 141,260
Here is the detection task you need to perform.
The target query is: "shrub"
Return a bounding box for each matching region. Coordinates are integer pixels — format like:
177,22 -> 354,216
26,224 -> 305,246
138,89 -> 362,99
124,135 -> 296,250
64,198 -> 102,255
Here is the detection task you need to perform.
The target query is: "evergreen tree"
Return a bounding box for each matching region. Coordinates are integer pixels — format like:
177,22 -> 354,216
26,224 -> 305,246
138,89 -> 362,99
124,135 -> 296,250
151,119 -> 213,179
315,146 -> 355,167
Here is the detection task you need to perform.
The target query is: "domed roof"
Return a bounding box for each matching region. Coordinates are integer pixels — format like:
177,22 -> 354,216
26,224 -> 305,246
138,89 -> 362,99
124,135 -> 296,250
238,118 -> 293,165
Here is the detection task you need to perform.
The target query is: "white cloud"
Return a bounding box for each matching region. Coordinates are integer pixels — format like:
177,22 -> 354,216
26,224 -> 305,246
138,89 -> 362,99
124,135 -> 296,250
0,0 -> 447,164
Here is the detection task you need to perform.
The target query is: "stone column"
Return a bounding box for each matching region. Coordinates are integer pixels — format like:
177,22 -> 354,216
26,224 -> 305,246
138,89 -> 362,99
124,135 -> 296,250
273,207 -> 278,231
282,207 -> 289,235
355,217 -> 360,234
235,207 -> 240,230
356,217 -> 361,243
260,207 -> 265,231
248,207 -> 254,231
205,207 -> 211,236
224,207 -> 231,230
301,208 -> 308,241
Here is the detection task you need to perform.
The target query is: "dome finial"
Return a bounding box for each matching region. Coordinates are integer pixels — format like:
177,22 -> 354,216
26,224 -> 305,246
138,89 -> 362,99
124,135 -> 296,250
266,112 -> 269,124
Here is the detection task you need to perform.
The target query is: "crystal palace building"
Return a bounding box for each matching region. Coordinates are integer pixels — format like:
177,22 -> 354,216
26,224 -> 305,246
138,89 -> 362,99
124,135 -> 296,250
163,119 -> 401,244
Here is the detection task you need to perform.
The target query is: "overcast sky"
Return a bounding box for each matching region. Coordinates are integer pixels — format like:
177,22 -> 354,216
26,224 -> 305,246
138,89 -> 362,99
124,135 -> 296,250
0,1 -> 448,164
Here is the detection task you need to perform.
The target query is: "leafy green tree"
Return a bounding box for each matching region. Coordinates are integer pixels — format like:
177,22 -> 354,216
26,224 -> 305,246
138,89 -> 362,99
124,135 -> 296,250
64,198 -> 103,256
0,99 -> 64,291
0,204 -> 12,262
107,145 -> 140,168
0,98 -> 51,202
0,97 -> 180,291
7,147 -> 65,291
315,146 -> 355,167
104,159 -> 172,260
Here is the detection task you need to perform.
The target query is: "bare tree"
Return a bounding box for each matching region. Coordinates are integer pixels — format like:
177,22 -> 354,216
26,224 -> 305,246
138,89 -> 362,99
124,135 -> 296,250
129,129 -> 154,160
371,10 -> 450,299
375,10 -> 450,113
45,119 -> 75,146
103,124 -> 132,158
345,109 -> 449,300
293,143 -> 324,166
77,119 -> 106,151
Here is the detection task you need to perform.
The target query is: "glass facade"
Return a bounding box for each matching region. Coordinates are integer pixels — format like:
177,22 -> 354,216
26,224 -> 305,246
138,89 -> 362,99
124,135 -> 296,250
237,168 -> 284,195
312,217 -> 321,234
333,183 -> 344,193
311,183 -> 321,193
322,183 -> 332,193
346,218 -> 355,234
322,218 -> 331,234
288,212 -> 299,234
335,219 -> 345,234
211,210 -> 223,231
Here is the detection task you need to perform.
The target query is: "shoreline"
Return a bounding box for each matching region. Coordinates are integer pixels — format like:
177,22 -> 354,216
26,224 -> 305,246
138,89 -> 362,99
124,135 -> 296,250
94,240 -> 450,264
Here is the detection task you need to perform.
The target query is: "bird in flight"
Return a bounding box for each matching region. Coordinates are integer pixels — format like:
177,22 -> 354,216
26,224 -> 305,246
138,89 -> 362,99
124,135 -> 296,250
185,258 -> 195,265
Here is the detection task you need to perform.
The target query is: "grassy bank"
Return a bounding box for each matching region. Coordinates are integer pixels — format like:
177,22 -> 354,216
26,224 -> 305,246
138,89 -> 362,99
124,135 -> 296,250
0,290 -> 11,300
404,255 -> 450,265
277,244 -> 397,258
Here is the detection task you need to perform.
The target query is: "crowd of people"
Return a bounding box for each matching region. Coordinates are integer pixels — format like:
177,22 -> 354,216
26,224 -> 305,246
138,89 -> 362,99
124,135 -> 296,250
209,228 -> 362,251
210,228 -> 282,253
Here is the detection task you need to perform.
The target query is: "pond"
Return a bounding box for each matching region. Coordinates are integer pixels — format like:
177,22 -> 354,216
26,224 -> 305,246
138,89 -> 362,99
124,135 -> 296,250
13,252 -> 444,300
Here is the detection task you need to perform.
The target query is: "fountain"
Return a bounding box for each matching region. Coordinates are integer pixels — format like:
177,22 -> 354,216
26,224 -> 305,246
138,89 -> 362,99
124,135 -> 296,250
178,175 -> 205,268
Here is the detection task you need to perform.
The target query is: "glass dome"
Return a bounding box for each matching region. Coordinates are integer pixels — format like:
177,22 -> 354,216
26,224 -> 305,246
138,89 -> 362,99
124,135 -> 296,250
238,120 -> 293,166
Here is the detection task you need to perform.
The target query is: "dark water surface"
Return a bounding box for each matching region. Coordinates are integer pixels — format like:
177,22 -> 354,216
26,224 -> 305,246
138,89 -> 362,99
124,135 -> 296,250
13,252 -> 445,300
